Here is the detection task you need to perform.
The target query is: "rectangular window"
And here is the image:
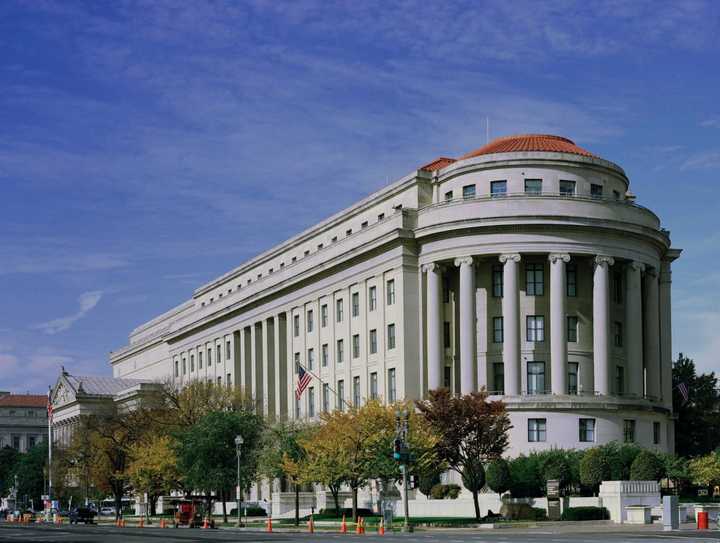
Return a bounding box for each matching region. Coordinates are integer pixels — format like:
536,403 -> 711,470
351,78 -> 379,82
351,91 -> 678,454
386,279 -> 396,305
442,277 -> 450,303
307,348 -> 315,370
653,421 -> 661,445
336,299 -> 344,322
613,272 -> 623,304
443,321 -> 451,349
378,213 -> 384,221
591,183 -> 603,198
370,329 -> 378,354
352,292 -> 360,317
182,358 -> 186,375
559,180 -> 576,195
493,363 -> 505,394
227,373 -> 232,387
526,263 -> 544,295
370,372 -> 378,400
527,315 -> 545,342
493,317 -> 504,343
307,310 -> 314,332
387,323 -> 396,350
568,362 -> 579,395
198,350 -> 203,369
217,345 -> 222,364
308,387 -> 315,418
614,321 -> 623,347
444,190 -> 453,201
623,419 -> 636,443
322,383 -> 330,413
579,418 -> 596,442
369,286 -> 377,311
444,366 -> 452,389
491,180 -> 507,197
12,436 -> 20,450
616,365 -> 625,395
527,361 -> 546,395
524,178 -> 542,195
567,316 -> 578,343
190,354 -> 195,372
28,436 -> 36,448
492,265 -> 503,297
566,264 -> 577,297
361,221 -> 368,229
321,304 -> 328,327
226,340 -> 231,360
352,334 -> 360,358
175,360 -> 179,377
208,347 -> 212,365
294,352 -> 300,373
217,376 -> 222,386
337,380 -> 345,411
528,418 -> 547,442
353,376 -> 361,406
462,184 -> 476,199
294,315 -> 300,337
322,344 -> 329,367
388,369 -> 397,403
613,190 -> 621,200
336,339 -> 344,364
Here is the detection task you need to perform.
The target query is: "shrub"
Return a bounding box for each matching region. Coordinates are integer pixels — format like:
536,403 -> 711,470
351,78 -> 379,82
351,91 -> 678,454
230,506 -> 266,517
579,448 -> 610,492
630,450 -> 665,481
541,453 -> 572,490
418,471 -> 441,497
429,483 -> 462,499
319,508 -> 376,518
509,454 -> 544,498
600,442 -> 641,480
445,484 -> 461,499
560,506 -> 610,521
486,459 -> 511,495
430,483 -> 447,500
499,503 -> 547,521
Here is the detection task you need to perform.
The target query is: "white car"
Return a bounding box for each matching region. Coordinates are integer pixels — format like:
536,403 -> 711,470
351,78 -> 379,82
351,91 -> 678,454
99,507 -> 115,516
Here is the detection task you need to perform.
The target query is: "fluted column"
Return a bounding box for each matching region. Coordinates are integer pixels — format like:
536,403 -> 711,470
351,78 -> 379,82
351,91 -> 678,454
625,261 -> 645,397
455,257 -> 476,394
659,258 -> 675,409
500,253 -> 521,396
593,256 -> 614,395
423,263 -> 443,391
645,268 -> 661,400
549,253 -> 570,395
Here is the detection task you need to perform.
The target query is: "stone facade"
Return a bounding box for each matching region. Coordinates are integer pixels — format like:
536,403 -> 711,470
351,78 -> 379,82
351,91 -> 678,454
0,392 -> 47,452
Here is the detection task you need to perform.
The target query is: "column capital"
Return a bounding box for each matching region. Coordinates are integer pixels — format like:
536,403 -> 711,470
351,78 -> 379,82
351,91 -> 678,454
645,266 -> 658,278
548,253 -> 571,264
594,255 -> 615,267
628,260 -> 646,273
454,256 -> 475,267
421,262 -> 443,273
499,253 -> 521,264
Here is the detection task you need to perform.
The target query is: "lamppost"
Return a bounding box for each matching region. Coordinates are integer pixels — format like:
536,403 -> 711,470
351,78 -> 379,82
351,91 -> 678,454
234,435 -> 244,528
394,409 -> 413,533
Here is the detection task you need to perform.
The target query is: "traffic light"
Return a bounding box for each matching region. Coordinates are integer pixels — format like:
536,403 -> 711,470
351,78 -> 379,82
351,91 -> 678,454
393,438 -> 402,460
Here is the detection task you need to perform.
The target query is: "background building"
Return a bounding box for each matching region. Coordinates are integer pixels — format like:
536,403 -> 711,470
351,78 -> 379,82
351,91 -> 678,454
108,134 -> 680,455
0,392 -> 47,452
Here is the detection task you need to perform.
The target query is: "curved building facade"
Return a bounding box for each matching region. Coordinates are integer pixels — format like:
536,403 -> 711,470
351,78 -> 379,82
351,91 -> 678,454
110,134 -> 680,455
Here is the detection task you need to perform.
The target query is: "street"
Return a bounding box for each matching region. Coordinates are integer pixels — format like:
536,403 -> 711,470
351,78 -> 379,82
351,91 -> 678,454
1,523 -> 719,543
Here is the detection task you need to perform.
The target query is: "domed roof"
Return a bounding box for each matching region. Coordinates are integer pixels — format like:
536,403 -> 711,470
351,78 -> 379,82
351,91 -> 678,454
460,134 -> 596,160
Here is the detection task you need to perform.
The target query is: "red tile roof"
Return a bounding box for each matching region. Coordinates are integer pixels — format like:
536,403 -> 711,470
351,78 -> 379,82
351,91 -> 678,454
420,157 -> 457,171
0,394 -> 47,408
460,134 -> 596,160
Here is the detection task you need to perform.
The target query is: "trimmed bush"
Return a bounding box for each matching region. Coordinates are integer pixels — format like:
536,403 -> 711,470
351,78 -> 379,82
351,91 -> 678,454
418,471 -> 442,497
430,483 -> 446,500
499,503 -> 548,521
541,454 -> 571,490
486,458 -> 511,495
630,450 -> 665,481
429,483 -> 462,499
560,506 -> 610,521
446,484 -> 461,499
230,506 -> 266,517
318,508 -> 376,518
579,448 -> 610,491
509,454 -> 545,498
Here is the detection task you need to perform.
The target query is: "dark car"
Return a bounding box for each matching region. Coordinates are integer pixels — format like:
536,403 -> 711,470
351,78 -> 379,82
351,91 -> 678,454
69,508 -> 96,525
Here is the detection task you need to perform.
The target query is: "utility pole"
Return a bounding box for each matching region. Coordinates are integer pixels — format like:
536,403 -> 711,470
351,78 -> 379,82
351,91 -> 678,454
394,409 -> 413,533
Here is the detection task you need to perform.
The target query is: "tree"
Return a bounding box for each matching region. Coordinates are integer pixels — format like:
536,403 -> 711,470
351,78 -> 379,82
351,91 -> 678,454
486,458 -> 511,495
630,450 -> 664,481
508,453 -> 544,498
0,446 -> 20,497
661,453 -> 690,493
673,354 -> 720,457
161,380 -> 254,429
599,442 -> 641,481
540,452 -> 572,492
417,388 -> 512,520
579,448 -> 610,494
126,434 -> 182,517
689,452 -> 720,488
12,443 -> 47,510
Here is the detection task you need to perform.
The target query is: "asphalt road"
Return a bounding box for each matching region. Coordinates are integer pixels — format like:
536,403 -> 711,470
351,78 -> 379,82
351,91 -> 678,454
1,523 -> 719,543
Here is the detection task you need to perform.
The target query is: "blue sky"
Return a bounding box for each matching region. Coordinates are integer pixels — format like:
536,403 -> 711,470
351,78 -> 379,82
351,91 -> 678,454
1,1 -> 719,393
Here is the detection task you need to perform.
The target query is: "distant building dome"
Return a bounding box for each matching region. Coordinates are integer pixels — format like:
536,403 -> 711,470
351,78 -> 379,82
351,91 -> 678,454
461,134 -> 596,160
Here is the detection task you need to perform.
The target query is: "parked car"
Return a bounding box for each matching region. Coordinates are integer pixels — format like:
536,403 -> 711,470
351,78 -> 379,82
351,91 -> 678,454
99,507 -> 115,516
69,508 -> 96,525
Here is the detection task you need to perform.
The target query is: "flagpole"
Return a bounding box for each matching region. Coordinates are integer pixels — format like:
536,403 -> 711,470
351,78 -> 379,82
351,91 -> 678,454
298,364 -> 354,411
47,386 -> 53,516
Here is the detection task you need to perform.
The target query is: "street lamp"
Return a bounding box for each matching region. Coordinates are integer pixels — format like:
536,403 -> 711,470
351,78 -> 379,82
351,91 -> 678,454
394,409 -> 412,533
234,435 -> 244,528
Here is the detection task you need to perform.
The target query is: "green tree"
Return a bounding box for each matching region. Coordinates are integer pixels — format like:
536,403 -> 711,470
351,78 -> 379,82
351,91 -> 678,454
0,446 -> 20,497
486,458 -> 511,495
417,388 -> 512,520
540,451 -> 572,493
689,452 -> 720,487
579,448 -> 610,494
12,443 -> 47,510
508,453 -> 544,498
126,434 -> 182,517
599,442 -> 641,480
630,450 -> 664,481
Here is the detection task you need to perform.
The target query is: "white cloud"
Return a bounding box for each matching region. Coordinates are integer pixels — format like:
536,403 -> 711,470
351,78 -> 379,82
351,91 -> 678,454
700,117 -> 720,128
33,291 -> 103,335
681,150 -> 720,170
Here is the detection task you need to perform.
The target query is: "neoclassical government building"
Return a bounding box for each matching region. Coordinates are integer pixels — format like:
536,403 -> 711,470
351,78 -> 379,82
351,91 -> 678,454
110,134 -> 680,455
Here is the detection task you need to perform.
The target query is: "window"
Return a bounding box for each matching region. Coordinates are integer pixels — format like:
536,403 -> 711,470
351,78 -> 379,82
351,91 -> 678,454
493,317 -> 504,343
208,347 -> 212,365
226,373 -> 232,387
613,272 -> 623,304
369,286 -> 377,311
182,358 -> 187,375
491,180 -> 507,197
217,376 -> 222,386
444,190 -> 453,201
336,339 -> 344,364
336,299 -> 344,322
370,329 -> 378,354
370,372 -> 378,400
12,436 -> 20,450
559,180 -> 576,196
322,383 -> 330,413
653,422 -> 661,445
568,362 -> 579,395
567,316 -> 578,343
174,360 -> 179,377
303,250 -> 309,257
526,263 -> 544,295
198,350 -> 203,369
321,344 -> 329,367
353,376 -> 361,406
492,265 -> 503,297
388,369 -> 397,403
528,418 -> 547,442
346,228 -> 353,236
361,221 -> 368,229
462,184 -> 476,198
387,323 -> 396,349
579,418 -> 596,442
616,365 -> 625,395
386,279 -> 396,305
316,245 -> 322,251
623,419 -> 636,443
294,352 -> 300,373
217,345 -> 222,364
444,366 -> 452,389
331,236 -> 337,243
443,321 -> 451,349
294,315 -> 300,337
337,380 -> 345,411
614,321 -> 623,347
525,178 -> 542,195
493,363 -> 505,394
321,304 -> 328,327
527,315 -> 545,342
307,310 -> 314,332
307,348 -> 315,370
442,278 -> 450,303
566,264 -> 577,297
527,362 -> 546,395
308,387 -> 315,417
378,213 -> 385,221
590,183 -> 603,198
613,190 -> 621,200
226,340 -> 231,360
352,292 -> 360,317
28,436 -> 36,449
190,354 -> 195,372
352,334 -> 360,358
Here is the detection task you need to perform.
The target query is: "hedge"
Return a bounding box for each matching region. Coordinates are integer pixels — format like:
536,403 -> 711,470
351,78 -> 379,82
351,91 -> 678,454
560,506 -> 610,521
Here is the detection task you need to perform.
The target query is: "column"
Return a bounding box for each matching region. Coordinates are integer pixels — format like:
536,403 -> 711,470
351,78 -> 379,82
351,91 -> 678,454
274,313 -> 286,420
625,261 -> 645,397
593,255 -> 614,395
455,257 -> 476,394
645,268 -> 661,400
423,263 -> 443,391
500,253 -> 521,396
659,259 -> 675,410
549,253 -> 570,395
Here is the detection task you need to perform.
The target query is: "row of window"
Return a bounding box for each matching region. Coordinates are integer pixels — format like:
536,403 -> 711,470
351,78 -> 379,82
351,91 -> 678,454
0,434 -> 40,450
487,315 -> 624,346
298,368 -> 397,418
491,262 -> 577,298
0,409 -> 45,417
446,179 -> 621,200
295,324 -> 397,370
174,339 -> 232,377
527,418 -> 661,445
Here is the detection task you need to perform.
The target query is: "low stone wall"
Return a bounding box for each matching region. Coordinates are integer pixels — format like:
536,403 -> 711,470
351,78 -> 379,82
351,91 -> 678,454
599,481 -> 660,523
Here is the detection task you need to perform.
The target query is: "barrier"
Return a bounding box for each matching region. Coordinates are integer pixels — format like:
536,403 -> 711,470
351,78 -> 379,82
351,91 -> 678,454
340,514 -> 347,533
266,516 -> 273,532
378,517 -> 385,535
698,511 -> 709,530
307,515 -> 314,533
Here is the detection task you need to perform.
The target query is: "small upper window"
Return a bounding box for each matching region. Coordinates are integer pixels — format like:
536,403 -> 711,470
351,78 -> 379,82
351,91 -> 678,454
462,185 -> 476,199
525,179 -> 542,195
490,180 -> 507,197
613,190 -> 621,200
591,183 -> 603,198
346,229 -> 352,236
377,213 -> 385,221
444,190 -> 453,201
331,236 -> 338,243
560,180 -> 576,196
304,250 -> 310,256
361,221 -> 368,229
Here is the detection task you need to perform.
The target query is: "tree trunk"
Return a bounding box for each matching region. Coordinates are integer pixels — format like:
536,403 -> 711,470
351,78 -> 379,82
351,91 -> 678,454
294,485 -> 300,526
352,486 -> 358,522
331,487 -> 340,517
115,492 -> 122,521
222,489 -> 228,524
150,494 -> 157,517
472,489 -> 481,521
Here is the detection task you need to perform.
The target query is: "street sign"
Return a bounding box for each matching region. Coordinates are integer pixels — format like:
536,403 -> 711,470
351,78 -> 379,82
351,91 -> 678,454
41,495 -> 49,501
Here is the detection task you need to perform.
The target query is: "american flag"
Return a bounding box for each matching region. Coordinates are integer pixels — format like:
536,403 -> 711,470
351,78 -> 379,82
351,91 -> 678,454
677,382 -> 689,404
295,365 -> 312,400
47,388 -> 53,422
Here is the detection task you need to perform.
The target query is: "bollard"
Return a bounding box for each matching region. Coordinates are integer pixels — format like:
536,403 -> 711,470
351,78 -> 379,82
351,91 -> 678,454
340,513 -> 347,534
266,516 -> 273,533
698,511 -> 709,530
308,515 -> 314,533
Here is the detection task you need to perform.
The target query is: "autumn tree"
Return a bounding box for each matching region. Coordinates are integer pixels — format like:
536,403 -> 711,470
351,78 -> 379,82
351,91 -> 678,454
127,434 -> 182,517
689,452 -> 720,488
416,388 -> 512,520
160,380 -> 254,429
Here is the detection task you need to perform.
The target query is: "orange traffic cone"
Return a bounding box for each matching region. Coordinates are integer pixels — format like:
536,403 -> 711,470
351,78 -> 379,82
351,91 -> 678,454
308,515 -> 315,533
202,516 -> 209,529
266,516 -> 273,533
378,517 -> 385,535
138,517 -> 144,528
361,516 -> 366,534
356,516 -> 362,534
340,513 -> 347,533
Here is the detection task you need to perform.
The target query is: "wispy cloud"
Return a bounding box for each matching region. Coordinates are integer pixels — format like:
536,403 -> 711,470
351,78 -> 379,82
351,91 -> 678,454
700,117 -> 720,128
33,291 -> 103,335
681,150 -> 720,170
